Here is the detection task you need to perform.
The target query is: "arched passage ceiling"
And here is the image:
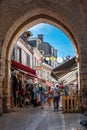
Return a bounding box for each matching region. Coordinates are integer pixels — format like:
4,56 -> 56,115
6,13 -> 78,60
0,0 -> 87,61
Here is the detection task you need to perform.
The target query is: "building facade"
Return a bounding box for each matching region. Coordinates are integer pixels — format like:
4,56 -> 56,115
37,35 -> 58,68
12,38 -> 33,68
29,34 -> 58,68
33,46 -> 55,86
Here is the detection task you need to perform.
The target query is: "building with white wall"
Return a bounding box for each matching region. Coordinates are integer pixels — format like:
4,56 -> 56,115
33,47 -> 55,85
12,38 -> 33,68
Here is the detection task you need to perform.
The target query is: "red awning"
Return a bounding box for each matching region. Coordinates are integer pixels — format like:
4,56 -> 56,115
38,78 -> 46,83
46,81 -> 52,87
59,85 -> 64,89
11,60 -> 37,78
27,72 -> 37,78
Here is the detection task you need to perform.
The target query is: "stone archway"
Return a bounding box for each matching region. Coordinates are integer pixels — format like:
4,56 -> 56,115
1,10 -> 79,113
0,0 -> 87,113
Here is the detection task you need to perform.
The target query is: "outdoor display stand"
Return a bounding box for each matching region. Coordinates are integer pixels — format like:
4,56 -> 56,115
62,96 -> 80,113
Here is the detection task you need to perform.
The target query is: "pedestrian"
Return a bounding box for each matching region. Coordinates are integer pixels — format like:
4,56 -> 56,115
52,84 -> 60,111
11,68 -> 18,107
40,87 -> 45,109
18,80 -> 25,107
46,87 -> 53,108
33,83 -> 39,107
64,84 -> 69,96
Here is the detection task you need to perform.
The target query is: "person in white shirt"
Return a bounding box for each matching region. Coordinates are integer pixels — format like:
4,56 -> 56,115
52,84 -> 60,111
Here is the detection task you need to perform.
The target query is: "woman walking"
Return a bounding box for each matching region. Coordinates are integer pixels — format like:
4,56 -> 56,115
40,87 -> 45,109
46,87 -> 53,108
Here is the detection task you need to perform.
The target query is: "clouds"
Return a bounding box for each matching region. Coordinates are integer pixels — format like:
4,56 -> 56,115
29,23 -> 45,31
29,23 -> 54,35
30,23 -> 51,30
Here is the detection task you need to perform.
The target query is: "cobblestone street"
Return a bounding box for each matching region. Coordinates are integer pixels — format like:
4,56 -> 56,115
0,104 -> 87,130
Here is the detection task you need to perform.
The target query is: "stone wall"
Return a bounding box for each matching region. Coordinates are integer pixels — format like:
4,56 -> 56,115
0,0 -> 87,113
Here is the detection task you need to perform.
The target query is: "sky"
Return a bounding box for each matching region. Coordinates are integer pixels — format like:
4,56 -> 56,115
28,23 -> 75,59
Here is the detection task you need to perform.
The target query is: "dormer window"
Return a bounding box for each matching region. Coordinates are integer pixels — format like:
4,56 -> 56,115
40,50 -> 44,55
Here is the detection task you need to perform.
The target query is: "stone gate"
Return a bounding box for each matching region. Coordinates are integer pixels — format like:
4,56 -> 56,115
0,0 -> 87,113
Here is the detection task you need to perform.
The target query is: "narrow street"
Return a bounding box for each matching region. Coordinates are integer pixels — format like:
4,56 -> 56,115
0,2 -> 87,130
0,104 -> 87,130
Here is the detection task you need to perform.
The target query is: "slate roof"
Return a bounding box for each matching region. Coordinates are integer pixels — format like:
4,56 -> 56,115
28,40 -> 36,47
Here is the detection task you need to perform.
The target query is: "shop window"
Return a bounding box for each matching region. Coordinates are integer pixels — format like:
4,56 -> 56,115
40,50 -> 44,55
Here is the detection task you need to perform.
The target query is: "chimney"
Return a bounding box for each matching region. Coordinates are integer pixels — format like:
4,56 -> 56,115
24,31 -> 32,42
38,34 -> 43,42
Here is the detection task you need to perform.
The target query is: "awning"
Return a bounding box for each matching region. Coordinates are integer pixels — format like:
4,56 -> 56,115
59,85 -> 64,89
27,72 -> 37,78
46,81 -> 52,87
11,60 -> 37,78
51,57 -> 77,79
39,78 -> 46,83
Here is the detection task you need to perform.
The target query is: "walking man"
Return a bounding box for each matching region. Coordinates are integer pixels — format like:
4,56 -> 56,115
52,84 -> 60,111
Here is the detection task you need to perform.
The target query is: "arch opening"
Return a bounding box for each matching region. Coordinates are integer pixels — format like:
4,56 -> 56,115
1,12 -> 80,112
4,14 -> 79,62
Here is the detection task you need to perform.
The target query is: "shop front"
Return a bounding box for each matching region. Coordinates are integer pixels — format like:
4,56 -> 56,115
11,60 -> 38,108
